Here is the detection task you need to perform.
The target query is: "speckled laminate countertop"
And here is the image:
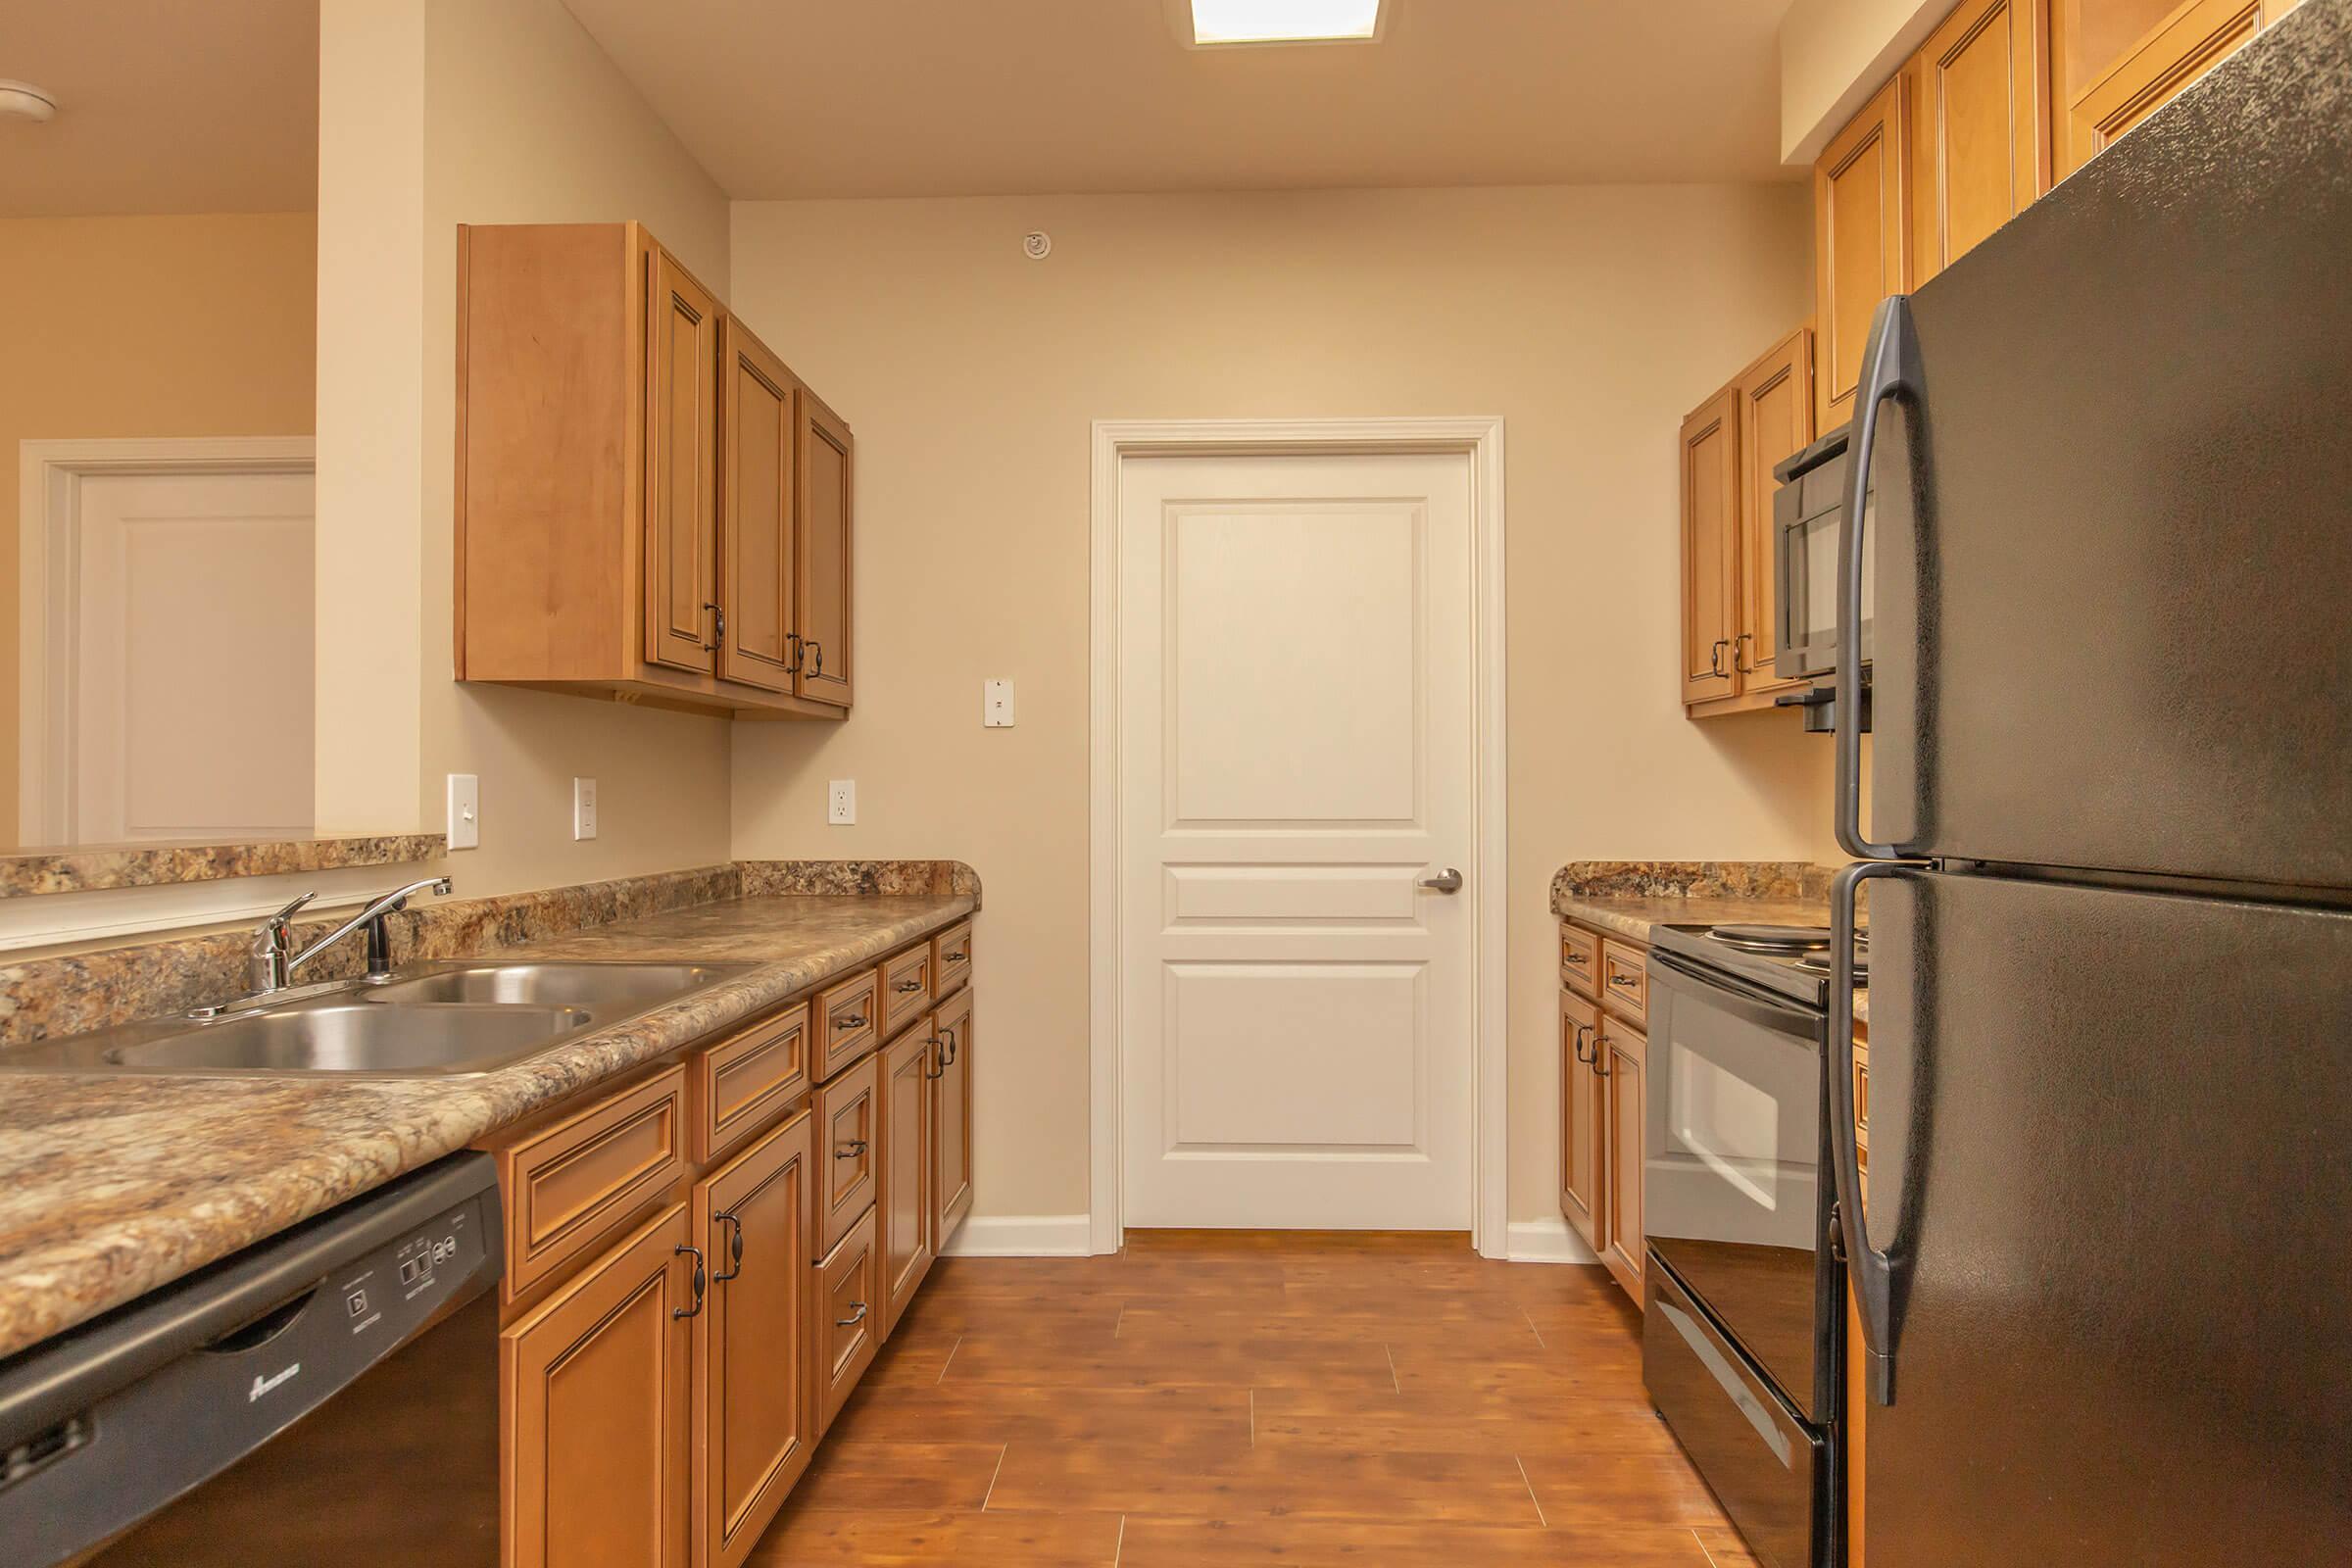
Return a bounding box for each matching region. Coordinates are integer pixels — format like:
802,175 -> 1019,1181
0,894 -> 972,1361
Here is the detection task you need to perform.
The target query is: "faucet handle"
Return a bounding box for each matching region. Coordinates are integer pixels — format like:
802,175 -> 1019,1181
258,891 -> 317,939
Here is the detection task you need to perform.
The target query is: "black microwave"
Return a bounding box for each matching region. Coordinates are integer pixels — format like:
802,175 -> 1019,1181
1772,423 -> 1874,683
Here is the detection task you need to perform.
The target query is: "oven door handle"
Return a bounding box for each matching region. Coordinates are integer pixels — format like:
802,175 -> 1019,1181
1833,859 -> 1914,1407
1646,951 -> 1822,1040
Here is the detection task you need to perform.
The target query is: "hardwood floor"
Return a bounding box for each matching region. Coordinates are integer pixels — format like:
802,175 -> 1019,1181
748,1231 -> 1755,1567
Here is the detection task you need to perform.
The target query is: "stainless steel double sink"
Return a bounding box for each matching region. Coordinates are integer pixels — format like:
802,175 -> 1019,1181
2,961 -> 755,1079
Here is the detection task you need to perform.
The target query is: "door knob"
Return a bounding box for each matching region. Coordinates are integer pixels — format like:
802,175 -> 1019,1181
1419,867 -> 1464,894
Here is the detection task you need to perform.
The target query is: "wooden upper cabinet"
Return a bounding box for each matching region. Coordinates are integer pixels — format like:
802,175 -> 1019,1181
717,318 -> 799,696
1815,74 -> 1912,433
1679,388 -> 1740,706
454,220 -> 852,719
1734,329 -> 1814,696
502,1202 -> 693,1568
1910,0 -> 2051,284
693,1109 -> 814,1568
2057,0 -> 2294,177
795,389 -> 855,709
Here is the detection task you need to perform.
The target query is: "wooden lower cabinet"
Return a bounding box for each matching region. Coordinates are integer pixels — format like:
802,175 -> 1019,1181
812,1206 -> 881,1437
1599,1015 -> 1648,1298
693,1110 -> 815,1568
501,1203 -> 695,1568
1558,987 -> 1604,1252
812,1051 -> 879,1255
878,1026 -> 937,1339
931,986 -> 975,1245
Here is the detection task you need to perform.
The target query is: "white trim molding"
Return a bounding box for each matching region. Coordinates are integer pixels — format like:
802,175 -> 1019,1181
18,436 -> 317,846
1088,416 -> 1510,1258
939,1214 -> 1096,1258
1505,1216 -> 1600,1266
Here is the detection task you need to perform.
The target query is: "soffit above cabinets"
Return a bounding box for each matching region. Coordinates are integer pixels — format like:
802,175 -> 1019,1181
558,0 -> 1801,198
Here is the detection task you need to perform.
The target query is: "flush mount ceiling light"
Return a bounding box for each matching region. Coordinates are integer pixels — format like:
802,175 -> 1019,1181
0,78 -> 58,122
1186,0 -> 1386,46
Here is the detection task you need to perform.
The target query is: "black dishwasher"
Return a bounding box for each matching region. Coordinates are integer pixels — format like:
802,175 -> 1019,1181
0,1152 -> 503,1567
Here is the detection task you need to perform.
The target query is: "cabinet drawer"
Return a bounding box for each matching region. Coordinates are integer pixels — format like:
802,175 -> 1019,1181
690,1001 -> 810,1165
879,945 -> 933,1040
813,969 -> 879,1079
1599,939 -> 1649,1023
932,920 -> 973,1001
812,1050 -> 880,1256
498,1065 -> 687,1301
1560,922 -> 1600,999
813,1205 -> 880,1437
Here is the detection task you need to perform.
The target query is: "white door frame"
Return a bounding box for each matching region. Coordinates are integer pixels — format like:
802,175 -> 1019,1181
1089,416 -> 1509,1257
17,436 -> 316,845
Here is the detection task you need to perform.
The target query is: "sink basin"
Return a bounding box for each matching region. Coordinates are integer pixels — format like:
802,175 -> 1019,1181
362,962 -> 737,1011
0,959 -> 755,1078
99,1004 -> 595,1077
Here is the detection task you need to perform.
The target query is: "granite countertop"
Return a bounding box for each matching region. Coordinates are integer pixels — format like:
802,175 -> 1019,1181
0,832 -> 446,899
0,893 -> 972,1361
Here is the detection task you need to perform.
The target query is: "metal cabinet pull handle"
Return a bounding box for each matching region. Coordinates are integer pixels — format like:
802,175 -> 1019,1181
940,1024 -> 957,1067
1608,973 -> 1638,990
836,1301 -> 868,1329
786,631 -> 804,673
807,640 -> 823,677
1562,950 -> 1589,969
673,1245 -> 707,1318
1735,631 -> 1756,673
835,1139 -> 869,1159
1570,1023 -> 1591,1064
1708,638 -> 1731,678
894,979 -> 924,993
1419,867 -> 1464,893
702,602 -> 724,651
1592,1045 -> 1612,1079
712,1212 -> 745,1283
923,1036 -> 947,1079
835,1012 -> 867,1030
943,949 -> 967,963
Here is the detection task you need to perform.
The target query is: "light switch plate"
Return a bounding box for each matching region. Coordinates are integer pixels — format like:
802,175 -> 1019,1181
572,777 -> 598,841
983,678 -> 1015,727
447,774 -> 479,851
828,779 -> 857,825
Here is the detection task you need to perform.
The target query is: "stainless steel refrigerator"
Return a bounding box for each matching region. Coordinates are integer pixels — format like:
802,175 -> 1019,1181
1826,4 -> 2352,1562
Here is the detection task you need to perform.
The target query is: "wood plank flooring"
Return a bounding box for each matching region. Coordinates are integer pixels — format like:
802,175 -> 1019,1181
749,1231 -> 1756,1567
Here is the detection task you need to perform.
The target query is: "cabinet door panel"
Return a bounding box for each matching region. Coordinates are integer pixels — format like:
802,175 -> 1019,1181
1815,75 -> 1911,431
645,245 -> 720,674
879,1027 -> 937,1339
1735,329 -> 1814,695
1680,388 -> 1740,706
717,319 -> 797,695
1559,987 -> 1604,1253
813,1052 -> 880,1256
931,987 -> 974,1246
695,1109 -> 814,1568
813,1208 -> 880,1436
1912,0 -> 2049,283
794,392 -> 854,708
2061,0 -> 2286,178
503,1203 -> 692,1568
1600,1018 -> 1646,1300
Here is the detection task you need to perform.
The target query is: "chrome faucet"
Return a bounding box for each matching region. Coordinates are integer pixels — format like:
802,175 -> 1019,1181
247,877 -> 455,995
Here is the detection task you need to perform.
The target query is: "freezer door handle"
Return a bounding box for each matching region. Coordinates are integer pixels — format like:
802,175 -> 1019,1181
1836,294 -> 1918,861
1833,859 -> 1911,1405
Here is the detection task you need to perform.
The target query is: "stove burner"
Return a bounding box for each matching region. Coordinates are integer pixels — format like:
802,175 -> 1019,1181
1791,951 -> 1868,978
1707,923 -> 1835,954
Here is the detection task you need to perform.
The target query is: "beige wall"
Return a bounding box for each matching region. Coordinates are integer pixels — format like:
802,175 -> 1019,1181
1,213 -> 318,844
1780,0 -> 1950,164
726,185 -> 1833,1226
316,0 -> 737,898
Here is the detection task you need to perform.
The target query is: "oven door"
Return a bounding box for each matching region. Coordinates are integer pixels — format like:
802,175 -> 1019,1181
1642,951 -> 1837,1422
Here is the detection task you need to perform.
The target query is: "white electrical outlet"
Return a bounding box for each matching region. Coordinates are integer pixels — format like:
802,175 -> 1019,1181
447,774 -> 480,851
572,777 -> 599,841
983,678 -> 1015,727
828,779 -> 857,825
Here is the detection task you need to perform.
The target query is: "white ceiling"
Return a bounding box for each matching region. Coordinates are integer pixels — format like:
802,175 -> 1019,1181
561,0 -> 1799,199
0,0 -> 317,219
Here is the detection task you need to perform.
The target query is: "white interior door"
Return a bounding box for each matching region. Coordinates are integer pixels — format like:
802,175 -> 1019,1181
71,469 -> 315,842
1118,450 -> 1476,1229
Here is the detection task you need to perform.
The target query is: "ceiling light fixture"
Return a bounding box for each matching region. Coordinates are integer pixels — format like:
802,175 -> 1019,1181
1188,0 -> 1385,46
0,78 -> 57,122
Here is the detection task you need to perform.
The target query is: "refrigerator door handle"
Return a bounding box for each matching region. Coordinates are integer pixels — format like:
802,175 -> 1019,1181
1836,294 -> 1918,861
1833,859 -> 1911,1405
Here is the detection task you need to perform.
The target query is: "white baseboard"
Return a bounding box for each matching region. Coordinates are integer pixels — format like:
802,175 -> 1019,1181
1505,1216 -> 1599,1265
938,1213 -> 1094,1257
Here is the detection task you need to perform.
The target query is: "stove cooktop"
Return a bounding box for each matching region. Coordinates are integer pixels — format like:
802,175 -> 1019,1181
1647,920 -> 1867,1008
